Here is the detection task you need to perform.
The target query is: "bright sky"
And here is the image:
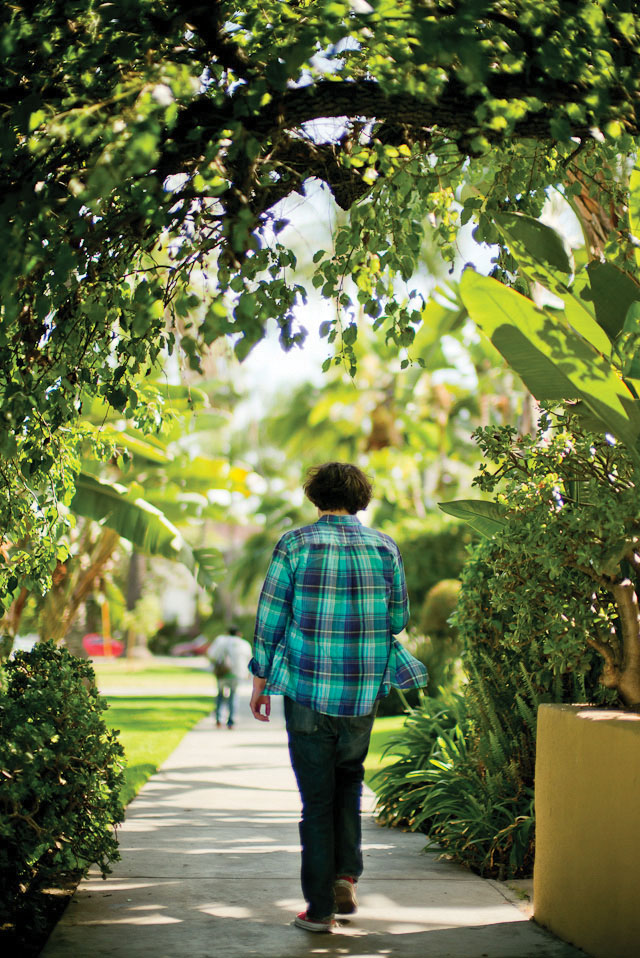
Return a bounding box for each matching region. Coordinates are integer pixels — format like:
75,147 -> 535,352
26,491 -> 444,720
237,180 -> 498,405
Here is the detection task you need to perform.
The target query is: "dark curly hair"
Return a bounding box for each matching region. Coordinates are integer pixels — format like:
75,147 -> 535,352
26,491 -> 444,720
303,462 -> 373,514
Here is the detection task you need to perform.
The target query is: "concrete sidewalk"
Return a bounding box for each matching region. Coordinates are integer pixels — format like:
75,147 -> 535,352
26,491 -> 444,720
42,689 -> 584,958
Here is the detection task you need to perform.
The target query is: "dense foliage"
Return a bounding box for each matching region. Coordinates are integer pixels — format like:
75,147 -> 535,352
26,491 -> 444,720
0,643 -> 124,929
373,688 -> 537,879
3,1 -> 640,604
373,409 -> 632,879
469,411 -> 640,706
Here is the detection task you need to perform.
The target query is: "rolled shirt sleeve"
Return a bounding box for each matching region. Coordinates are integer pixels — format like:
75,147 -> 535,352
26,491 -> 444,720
249,538 -> 293,679
388,548 -> 410,635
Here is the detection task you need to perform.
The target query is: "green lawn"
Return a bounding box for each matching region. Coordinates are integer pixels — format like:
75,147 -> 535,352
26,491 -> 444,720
94,658 -> 213,692
364,714 -> 407,785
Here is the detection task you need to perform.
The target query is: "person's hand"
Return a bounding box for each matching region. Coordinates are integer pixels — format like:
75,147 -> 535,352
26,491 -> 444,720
250,677 -> 271,722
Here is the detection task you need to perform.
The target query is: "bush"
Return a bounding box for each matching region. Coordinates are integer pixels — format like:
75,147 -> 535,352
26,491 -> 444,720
398,523 -> 475,612
0,641 -> 125,930
416,578 -> 463,695
373,529 -> 616,879
372,683 -> 537,878
373,693 -> 467,826
375,686 -> 422,717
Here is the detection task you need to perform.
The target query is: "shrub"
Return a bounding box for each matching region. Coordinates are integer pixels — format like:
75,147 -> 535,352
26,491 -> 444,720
373,693 -> 467,827
0,641 -> 125,930
373,678 -> 537,878
373,416 -> 623,878
415,578 -> 463,695
397,523 -> 475,612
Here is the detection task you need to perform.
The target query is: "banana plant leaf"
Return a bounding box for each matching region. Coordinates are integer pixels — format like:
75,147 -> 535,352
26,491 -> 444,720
98,427 -> 174,463
460,270 -> 640,460
629,163 -> 640,271
71,473 -> 224,589
437,499 -> 507,538
493,212 -> 612,356
575,261 -> 640,342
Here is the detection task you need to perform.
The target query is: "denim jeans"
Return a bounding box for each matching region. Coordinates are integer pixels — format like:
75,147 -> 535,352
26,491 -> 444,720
284,696 -> 377,919
215,677 -> 238,726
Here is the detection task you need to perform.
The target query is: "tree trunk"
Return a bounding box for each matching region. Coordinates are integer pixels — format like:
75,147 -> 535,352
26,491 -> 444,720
39,528 -> 121,644
126,550 -> 148,657
565,163 -> 634,265
611,580 -> 640,708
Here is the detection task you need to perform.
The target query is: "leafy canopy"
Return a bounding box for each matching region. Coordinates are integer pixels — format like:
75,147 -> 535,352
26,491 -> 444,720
3,0 -> 640,600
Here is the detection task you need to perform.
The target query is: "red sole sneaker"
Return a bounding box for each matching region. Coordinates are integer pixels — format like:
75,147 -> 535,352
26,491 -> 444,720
334,877 -> 358,914
294,911 -> 334,932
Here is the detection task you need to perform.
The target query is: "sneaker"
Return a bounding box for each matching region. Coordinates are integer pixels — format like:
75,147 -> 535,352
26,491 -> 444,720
334,876 -> 358,914
294,911 -> 334,932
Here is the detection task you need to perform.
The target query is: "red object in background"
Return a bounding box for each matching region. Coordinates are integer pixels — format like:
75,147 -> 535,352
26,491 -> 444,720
170,635 -> 211,656
82,633 -> 125,657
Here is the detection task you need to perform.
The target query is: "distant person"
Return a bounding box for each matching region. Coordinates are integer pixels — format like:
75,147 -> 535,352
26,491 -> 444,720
249,462 -> 428,932
207,627 -> 252,729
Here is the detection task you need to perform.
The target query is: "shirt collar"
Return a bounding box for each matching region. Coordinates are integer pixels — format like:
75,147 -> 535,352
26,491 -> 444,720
317,514 -> 361,525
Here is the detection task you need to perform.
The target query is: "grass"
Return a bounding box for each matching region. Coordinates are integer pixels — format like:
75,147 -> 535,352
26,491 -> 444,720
364,714 -> 407,785
104,695 -> 212,805
93,658 -> 213,692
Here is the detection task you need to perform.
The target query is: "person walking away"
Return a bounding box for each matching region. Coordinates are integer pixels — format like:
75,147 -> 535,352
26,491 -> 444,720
207,626 -> 252,728
248,462 -> 428,932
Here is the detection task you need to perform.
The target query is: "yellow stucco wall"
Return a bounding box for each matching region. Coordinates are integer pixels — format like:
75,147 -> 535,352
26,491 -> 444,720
534,704 -> 640,958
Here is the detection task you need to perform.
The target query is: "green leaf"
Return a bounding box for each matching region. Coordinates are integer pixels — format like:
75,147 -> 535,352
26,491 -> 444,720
101,429 -> 173,464
493,212 -> 572,275
71,473 -> 224,588
493,212 -> 611,356
437,499 -> 508,538
574,262 -> 640,343
460,270 -> 640,456
413,296 -> 467,358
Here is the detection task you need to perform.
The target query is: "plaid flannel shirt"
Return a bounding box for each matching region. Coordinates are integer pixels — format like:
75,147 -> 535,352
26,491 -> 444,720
249,515 -> 428,716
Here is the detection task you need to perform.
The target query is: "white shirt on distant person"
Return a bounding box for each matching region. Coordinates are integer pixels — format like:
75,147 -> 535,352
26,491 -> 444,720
207,633 -> 252,680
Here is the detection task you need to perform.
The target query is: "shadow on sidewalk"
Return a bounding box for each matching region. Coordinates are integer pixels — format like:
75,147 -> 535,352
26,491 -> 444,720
42,720 -> 584,958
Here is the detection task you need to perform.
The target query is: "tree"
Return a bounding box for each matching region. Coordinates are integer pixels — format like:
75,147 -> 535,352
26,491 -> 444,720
440,207 -> 640,706
0,381 -> 248,655
3,1 -> 640,603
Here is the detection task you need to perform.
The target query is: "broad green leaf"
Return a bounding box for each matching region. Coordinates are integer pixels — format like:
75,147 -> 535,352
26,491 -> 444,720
100,428 -> 173,463
437,499 -> 507,538
71,473 -> 224,588
192,548 -> 226,590
162,456 -> 251,492
493,212 -> 612,356
629,163 -> 640,271
413,295 -> 467,358
138,382 -> 209,409
574,262 -> 640,343
493,212 -> 572,275
460,270 -> 640,456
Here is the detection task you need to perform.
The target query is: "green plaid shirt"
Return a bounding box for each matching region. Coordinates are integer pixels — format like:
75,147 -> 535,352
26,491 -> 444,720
249,515 -> 428,716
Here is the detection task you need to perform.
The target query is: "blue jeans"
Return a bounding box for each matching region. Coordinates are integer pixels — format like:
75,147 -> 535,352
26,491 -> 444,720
284,696 -> 377,919
216,677 -> 238,726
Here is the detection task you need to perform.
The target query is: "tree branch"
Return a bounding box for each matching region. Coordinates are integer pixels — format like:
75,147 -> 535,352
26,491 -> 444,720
610,579 -> 640,706
172,1 -> 251,77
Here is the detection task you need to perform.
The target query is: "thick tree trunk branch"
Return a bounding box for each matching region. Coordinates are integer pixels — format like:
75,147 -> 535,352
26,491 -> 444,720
158,75 -> 605,188
610,579 -> 640,707
155,68 -> 640,223
173,1 -> 251,77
